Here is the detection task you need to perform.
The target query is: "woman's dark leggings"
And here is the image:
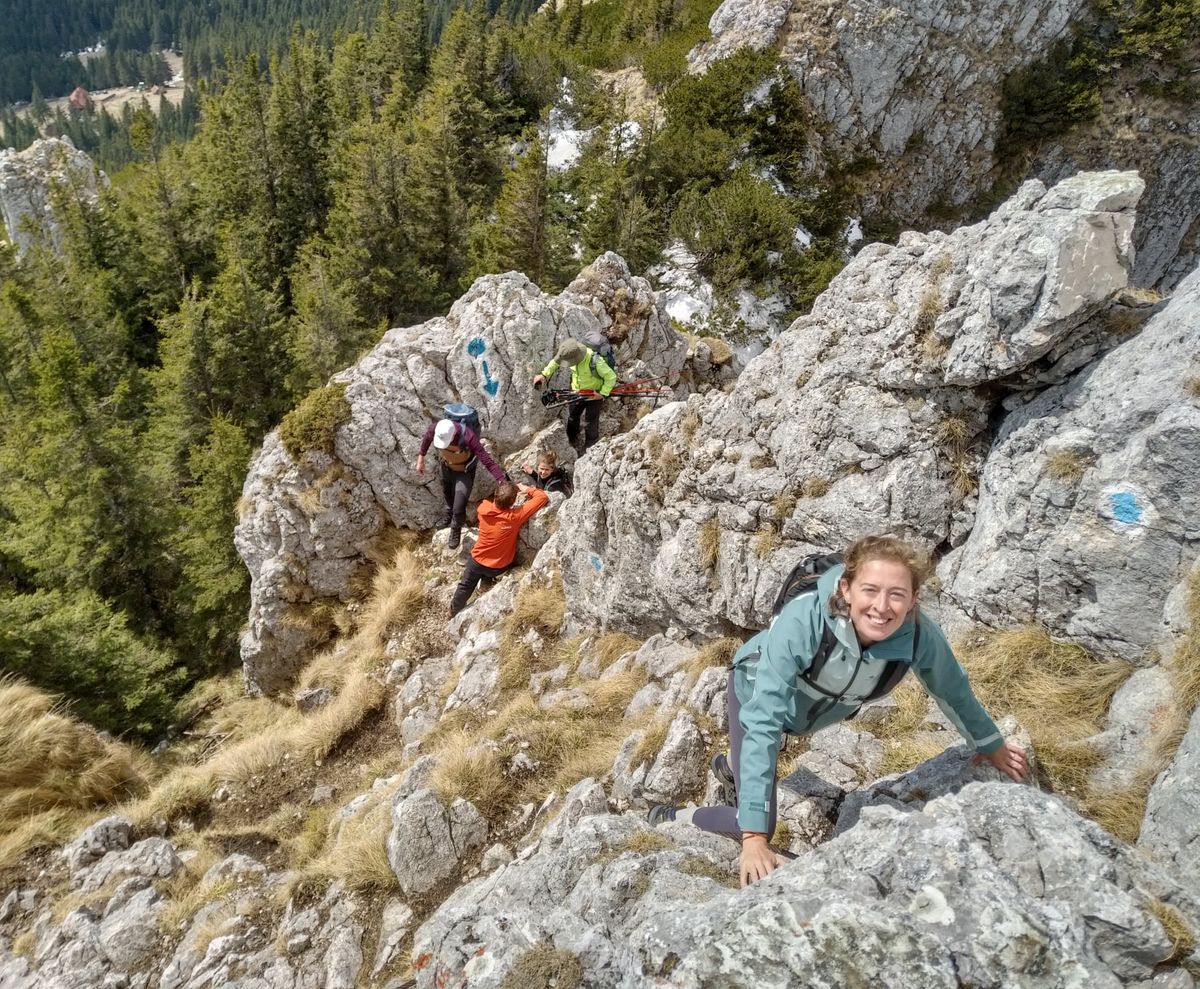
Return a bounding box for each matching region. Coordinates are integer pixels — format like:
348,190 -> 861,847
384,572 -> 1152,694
440,462 -> 476,526
691,670 -> 778,839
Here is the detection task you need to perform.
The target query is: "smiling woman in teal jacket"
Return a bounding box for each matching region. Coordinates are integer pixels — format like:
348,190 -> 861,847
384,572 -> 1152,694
649,534 -> 1028,887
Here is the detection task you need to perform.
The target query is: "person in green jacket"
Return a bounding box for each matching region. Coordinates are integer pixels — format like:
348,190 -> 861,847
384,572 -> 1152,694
532,337 -> 617,452
649,534 -> 1028,887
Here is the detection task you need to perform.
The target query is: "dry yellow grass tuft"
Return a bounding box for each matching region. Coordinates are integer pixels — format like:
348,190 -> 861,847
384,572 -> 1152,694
799,476 -> 831,499
357,547 -> 428,646
753,525 -> 781,559
498,578 -> 568,692
296,801 -> 398,895
688,637 -> 738,676
1185,376 -> 1200,398
935,412 -> 973,452
430,731 -> 508,821
959,626 -> 1132,801
1044,450 -> 1090,484
0,678 -> 151,862
500,944 -> 584,989
1146,899 -> 1196,964
631,719 -> 671,771
772,493 -> 797,522
590,632 -> 641,672
680,407 -> 702,442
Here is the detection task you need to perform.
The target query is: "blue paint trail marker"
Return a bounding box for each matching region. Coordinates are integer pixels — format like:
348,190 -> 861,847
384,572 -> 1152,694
466,337 -> 486,357
1109,491 -> 1143,525
481,361 -> 499,397
590,553 -> 603,573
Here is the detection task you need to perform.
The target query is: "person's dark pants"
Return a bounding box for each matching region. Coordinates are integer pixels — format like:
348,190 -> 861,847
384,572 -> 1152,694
450,557 -> 514,616
691,669 -> 779,839
440,462 -> 476,527
566,398 -> 602,451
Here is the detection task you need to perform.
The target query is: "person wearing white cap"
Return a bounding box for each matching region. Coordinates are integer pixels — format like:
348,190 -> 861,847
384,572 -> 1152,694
416,417 -> 506,549
532,337 -> 617,452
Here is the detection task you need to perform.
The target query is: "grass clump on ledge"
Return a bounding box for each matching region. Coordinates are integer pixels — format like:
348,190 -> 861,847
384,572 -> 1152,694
0,677 -> 152,869
279,382 -> 351,460
499,943 -> 584,989
960,626 -> 1132,792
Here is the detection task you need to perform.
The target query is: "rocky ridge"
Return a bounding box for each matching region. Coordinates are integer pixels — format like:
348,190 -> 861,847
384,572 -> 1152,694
235,254 -> 688,694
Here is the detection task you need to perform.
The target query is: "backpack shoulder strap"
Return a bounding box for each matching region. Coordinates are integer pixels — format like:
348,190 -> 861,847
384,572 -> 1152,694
801,621 -> 837,685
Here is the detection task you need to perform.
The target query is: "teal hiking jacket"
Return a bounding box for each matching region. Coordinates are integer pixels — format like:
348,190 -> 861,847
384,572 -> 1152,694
731,563 -> 1004,834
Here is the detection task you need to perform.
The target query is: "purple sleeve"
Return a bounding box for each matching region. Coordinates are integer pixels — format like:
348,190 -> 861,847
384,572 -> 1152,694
418,422 -> 437,456
464,427 -> 505,481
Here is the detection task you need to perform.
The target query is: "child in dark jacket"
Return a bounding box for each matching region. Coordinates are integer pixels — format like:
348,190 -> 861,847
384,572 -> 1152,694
519,450 -> 574,498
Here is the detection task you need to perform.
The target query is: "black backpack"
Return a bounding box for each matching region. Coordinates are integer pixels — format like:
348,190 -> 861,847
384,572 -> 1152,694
772,552 -> 917,727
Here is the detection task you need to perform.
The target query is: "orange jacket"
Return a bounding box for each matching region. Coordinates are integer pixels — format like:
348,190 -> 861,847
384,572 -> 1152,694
472,489 -> 549,569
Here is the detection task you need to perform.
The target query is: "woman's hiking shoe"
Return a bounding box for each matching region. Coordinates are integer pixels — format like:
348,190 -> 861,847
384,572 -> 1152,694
711,753 -> 736,793
646,804 -> 678,826
448,525 -> 462,549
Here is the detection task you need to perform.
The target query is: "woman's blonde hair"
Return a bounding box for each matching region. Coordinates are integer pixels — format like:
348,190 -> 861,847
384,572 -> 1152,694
830,534 -> 932,613
538,450 -> 557,468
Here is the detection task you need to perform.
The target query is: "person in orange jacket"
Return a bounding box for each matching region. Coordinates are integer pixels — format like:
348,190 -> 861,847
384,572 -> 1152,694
449,480 -> 549,617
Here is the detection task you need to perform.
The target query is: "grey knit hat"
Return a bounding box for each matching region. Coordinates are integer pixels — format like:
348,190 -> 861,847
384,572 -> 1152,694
554,338 -> 586,366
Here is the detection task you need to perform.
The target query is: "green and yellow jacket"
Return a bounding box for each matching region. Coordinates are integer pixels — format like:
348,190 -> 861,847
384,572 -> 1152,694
732,564 -> 1003,834
540,348 -> 617,396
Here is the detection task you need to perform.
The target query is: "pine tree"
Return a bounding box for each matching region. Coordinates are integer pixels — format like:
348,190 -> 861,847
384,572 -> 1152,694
169,414 -> 252,664
267,34 -> 334,270
475,129 -> 550,285
289,241 -> 373,391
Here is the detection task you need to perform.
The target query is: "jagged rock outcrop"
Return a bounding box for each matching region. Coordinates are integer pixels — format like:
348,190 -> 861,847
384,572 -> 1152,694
413,781 -> 1200,987
1034,94 -> 1200,291
690,1 -> 1200,292
689,0 -> 1085,222
0,138 -> 108,256
554,171 -> 1157,641
937,262 -> 1200,661
236,254 -> 687,694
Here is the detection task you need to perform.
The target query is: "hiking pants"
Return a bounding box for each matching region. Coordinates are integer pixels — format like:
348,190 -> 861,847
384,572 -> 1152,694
567,398 -> 602,451
691,669 -> 778,839
440,461 -> 476,527
450,557 -> 513,616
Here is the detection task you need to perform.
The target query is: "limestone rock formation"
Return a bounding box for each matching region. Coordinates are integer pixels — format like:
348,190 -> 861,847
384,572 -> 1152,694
1139,705 -> 1200,892
553,171 -> 1154,641
690,1 -> 1200,293
689,0 -> 1085,223
235,254 -> 687,693
413,782 -> 1200,987
938,261 -> 1200,661
0,138 -> 108,256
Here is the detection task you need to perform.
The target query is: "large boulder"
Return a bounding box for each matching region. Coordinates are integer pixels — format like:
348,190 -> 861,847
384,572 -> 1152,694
554,172 -> 1145,638
938,262 -> 1200,661
413,782 -> 1200,987
236,254 -> 686,693
0,138 -> 108,256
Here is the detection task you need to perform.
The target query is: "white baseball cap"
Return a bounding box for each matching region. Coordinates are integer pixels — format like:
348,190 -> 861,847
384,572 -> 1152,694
433,419 -> 457,449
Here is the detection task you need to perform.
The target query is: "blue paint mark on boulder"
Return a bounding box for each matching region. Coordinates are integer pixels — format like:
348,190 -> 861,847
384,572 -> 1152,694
481,360 -> 499,397
466,337 -> 486,357
1109,492 -> 1143,525
589,553 -> 603,573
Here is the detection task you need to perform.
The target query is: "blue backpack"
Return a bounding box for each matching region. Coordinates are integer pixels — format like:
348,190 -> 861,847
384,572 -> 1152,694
443,402 -> 480,436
